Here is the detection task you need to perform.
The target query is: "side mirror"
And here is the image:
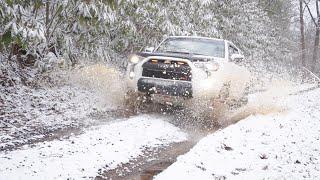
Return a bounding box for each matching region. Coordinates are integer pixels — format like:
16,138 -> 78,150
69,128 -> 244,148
230,54 -> 244,63
145,47 -> 155,53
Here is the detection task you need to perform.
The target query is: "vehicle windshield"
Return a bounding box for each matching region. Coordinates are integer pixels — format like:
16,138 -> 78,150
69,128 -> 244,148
156,38 -> 225,58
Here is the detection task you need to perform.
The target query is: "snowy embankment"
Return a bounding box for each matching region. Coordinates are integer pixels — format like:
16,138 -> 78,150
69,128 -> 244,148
0,64 -> 126,150
0,115 -> 187,179
0,85 -> 105,150
156,87 -> 320,179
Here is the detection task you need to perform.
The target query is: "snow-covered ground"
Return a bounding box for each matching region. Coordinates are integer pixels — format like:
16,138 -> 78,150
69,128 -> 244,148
0,84 -> 115,150
2,62 -> 320,179
0,65 -> 126,150
0,115 -> 187,179
155,87 -> 320,179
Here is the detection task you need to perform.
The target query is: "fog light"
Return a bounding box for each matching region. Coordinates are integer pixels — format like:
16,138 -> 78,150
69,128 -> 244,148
151,59 -> 158,64
129,55 -> 142,64
129,72 -> 135,79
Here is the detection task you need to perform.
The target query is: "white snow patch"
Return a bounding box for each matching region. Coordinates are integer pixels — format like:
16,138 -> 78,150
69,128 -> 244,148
155,87 -> 320,180
0,115 -> 187,179
0,84 -> 116,149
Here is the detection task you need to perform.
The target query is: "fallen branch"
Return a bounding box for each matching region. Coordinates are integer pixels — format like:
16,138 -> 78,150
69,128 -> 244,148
289,67 -> 320,95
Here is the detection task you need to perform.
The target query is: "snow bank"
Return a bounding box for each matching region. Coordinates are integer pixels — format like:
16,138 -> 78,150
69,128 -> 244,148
0,63 -> 126,150
0,84 -> 114,150
155,87 -> 320,179
0,115 -> 187,179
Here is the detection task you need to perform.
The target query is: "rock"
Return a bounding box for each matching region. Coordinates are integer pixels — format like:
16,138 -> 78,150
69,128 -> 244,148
295,160 -> 301,164
222,143 -> 233,151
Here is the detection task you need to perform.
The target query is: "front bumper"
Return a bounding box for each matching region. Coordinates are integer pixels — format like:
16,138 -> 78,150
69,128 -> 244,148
137,78 -> 192,97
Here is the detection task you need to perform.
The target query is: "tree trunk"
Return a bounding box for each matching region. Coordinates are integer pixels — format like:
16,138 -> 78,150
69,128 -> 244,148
45,1 -> 50,42
299,0 -> 306,67
312,0 -> 320,72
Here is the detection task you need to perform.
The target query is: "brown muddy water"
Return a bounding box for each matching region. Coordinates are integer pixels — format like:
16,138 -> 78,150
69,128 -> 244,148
95,141 -> 197,180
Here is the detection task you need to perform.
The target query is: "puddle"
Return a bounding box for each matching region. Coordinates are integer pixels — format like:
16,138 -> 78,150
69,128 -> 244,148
96,141 -> 196,180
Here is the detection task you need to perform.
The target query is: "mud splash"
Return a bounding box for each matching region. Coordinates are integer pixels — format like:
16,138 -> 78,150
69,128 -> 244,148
69,64 -> 126,108
192,62 -> 251,100
222,80 -> 294,125
68,62 -> 296,128
184,62 -> 252,126
186,62 -> 295,127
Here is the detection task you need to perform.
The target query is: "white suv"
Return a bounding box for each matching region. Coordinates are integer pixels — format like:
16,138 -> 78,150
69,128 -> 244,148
126,36 -> 250,106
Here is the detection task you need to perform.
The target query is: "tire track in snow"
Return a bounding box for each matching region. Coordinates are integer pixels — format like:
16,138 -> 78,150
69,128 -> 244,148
0,115 -> 187,180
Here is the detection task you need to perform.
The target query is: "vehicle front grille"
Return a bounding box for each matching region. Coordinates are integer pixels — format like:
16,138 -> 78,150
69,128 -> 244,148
142,59 -> 192,81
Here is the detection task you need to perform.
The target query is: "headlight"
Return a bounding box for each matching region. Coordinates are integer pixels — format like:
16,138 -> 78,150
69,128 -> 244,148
129,54 -> 143,64
129,72 -> 135,78
205,62 -> 219,71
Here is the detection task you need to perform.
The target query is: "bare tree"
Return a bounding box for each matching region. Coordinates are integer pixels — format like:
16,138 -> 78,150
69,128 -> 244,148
312,0 -> 320,72
304,0 -> 320,72
300,0 -> 306,67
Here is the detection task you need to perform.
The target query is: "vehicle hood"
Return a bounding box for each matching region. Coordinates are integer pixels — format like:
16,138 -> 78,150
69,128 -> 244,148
136,52 -> 217,62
